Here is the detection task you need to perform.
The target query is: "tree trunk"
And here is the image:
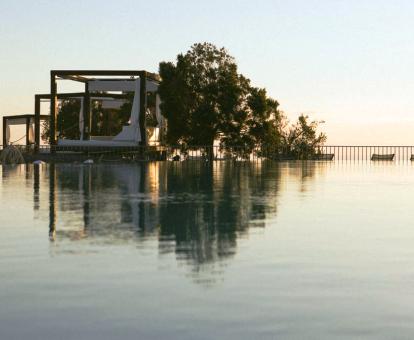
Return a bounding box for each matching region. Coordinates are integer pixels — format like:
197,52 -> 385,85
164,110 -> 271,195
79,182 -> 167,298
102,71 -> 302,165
206,142 -> 214,162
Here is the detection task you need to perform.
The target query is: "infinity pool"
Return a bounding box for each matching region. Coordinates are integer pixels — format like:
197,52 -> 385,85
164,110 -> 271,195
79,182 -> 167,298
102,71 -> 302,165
1,161 -> 414,339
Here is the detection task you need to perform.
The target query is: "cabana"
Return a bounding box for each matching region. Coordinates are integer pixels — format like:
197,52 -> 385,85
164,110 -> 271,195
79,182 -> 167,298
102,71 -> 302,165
47,70 -> 164,153
3,114 -> 48,147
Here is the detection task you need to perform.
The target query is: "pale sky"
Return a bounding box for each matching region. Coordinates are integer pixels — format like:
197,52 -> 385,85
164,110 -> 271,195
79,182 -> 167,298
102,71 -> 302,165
1,0 -> 413,145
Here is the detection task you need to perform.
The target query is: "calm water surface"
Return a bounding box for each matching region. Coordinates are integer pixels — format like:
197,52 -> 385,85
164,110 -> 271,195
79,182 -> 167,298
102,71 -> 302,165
1,161 -> 414,339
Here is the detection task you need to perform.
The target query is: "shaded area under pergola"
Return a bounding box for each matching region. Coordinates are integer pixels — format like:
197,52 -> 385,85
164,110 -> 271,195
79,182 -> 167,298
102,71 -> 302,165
33,91 -> 130,152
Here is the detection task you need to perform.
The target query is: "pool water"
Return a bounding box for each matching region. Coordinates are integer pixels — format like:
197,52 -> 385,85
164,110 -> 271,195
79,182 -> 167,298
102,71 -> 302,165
1,161 -> 414,339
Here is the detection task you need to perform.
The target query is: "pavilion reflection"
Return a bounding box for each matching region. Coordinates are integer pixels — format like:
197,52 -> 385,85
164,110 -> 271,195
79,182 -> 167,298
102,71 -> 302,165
41,161 -> 321,279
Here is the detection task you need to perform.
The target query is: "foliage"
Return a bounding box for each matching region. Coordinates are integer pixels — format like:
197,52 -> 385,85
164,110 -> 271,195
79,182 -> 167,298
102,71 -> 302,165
159,42 -> 327,159
41,99 -> 78,141
0,145 -> 25,164
282,114 -> 327,158
220,87 -> 285,158
159,43 -> 252,149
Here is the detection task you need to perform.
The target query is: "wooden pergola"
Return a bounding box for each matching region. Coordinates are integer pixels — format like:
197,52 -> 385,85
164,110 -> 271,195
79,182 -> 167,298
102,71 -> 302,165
49,70 -> 160,151
3,113 -> 48,147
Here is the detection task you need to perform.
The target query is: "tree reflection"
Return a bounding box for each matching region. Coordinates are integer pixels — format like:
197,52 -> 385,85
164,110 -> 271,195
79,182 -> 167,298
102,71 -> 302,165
43,161 -> 321,282
157,162 -> 281,272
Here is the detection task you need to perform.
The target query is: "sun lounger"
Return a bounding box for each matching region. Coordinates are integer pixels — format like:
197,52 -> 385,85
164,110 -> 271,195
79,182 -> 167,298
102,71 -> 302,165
314,153 -> 334,161
371,154 -> 394,161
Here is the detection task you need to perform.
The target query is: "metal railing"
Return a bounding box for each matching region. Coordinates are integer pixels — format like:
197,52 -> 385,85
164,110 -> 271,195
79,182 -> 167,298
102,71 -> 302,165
318,146 -> 414,162
166,145 -> 414,162
2,144 -> 414,162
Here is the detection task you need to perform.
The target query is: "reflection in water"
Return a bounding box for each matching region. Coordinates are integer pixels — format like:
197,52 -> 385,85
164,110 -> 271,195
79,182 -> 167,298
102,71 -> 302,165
6,161 -> 414,339
32,161 -> 322,282
48,164 -> 56,241
33,164 -> 40,210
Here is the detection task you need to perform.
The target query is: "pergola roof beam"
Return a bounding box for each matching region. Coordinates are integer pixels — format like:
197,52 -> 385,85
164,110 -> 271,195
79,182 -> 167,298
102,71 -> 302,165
56,75 -> 89,83
51,70 -> 160,82
36,92 -> 129,100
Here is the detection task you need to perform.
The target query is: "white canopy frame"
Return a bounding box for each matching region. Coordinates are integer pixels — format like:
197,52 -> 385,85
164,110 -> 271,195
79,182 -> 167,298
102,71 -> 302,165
49,70 -> 162,149
2,114 -> 47,146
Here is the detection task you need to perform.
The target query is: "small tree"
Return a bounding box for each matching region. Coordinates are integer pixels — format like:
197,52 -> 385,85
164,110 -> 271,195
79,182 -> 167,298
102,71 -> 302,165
283,114 -> 326,159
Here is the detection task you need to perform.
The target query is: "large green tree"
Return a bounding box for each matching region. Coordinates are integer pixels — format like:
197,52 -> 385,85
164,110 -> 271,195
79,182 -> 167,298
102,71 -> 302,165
159,43 -> 269,152
159,42 -> 327,159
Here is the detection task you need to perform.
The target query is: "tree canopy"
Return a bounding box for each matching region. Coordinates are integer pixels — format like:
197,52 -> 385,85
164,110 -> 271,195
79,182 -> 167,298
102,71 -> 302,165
158,42 -> 326,158
281,114 -> 327,158
159,43 -> 249,147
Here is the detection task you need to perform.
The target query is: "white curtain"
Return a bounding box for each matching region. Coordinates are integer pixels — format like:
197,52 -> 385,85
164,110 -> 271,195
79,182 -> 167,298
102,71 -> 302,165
85,78 -> 161,143
28,118 -> 35,144
129,80 -> 140,128
155,94 -> 163,127
113,79 -> 141,142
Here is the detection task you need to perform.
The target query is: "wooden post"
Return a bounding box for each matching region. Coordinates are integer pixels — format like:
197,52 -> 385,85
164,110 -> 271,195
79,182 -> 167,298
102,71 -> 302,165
34,95 -> 40,153
139,72 -> 147,146
2,116 -> 6,147
50,72 -> 57,153
84,83 -> 90,139
25,116 -> 30,146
